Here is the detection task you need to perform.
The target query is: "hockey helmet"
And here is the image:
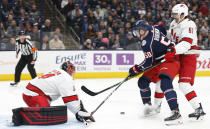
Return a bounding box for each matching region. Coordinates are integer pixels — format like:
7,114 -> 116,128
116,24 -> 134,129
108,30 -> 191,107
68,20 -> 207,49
132,20 -> 151,38
61,61 -> 75,75
172,4 -> 188,21
133,20 -> 151,31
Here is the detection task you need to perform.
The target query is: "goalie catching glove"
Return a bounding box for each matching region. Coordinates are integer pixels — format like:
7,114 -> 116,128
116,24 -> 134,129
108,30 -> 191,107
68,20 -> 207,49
75,101 -> 95,122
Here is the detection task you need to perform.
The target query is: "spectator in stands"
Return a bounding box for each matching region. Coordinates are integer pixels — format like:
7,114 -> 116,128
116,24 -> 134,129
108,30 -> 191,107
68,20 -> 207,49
51,27 -> 63,41
7,37 -> 16,50
87,11 -> 97,25
24,21 -> 33,35
42,19 -> 53,33
49,34 -> 65,50
125,32 -> 139,50
93,31 -> 107,50
112,21 -> 119,34
97,21 -> 107,35
42,35 -> 50,50
71,4 -> 83,20
82,39 -> 93,50
101,1 -> 108,18
85,24 -> 95,40
107,15 -> 113,27
199,2 -> 209,17
4,14 -> 14,29
83,15 -> 89,32
110,9 -> 118,20
29,4 -> 40,21
162,12 -> 171,30
200,21 -> 209,39
30,23 -> 40,43
6,20 -> 20,38
93,5 -> 105,21
108,31 -> 118,50
203,34 -> 210,49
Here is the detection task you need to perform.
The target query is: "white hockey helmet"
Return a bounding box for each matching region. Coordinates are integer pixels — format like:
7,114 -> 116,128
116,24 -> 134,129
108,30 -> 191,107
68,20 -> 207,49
172,4 -> 188,21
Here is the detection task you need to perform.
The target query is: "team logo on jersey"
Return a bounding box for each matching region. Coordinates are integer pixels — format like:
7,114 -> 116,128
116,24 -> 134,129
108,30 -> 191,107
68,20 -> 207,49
141,40 -> 146,46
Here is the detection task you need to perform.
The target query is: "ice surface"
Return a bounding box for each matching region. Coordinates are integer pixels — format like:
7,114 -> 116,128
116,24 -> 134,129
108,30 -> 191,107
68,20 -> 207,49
0,77 -> 209,129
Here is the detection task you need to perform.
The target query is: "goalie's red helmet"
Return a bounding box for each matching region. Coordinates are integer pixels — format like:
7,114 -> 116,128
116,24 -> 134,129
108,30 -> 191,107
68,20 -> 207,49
61,61 -> 75,75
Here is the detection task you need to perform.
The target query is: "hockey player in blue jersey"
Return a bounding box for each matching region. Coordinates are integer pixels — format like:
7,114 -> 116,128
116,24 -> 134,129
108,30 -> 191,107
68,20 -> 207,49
129,20 -> 182,125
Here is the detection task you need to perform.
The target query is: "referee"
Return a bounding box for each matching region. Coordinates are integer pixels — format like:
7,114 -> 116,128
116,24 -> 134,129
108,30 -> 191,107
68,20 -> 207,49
10,31 -> 37,86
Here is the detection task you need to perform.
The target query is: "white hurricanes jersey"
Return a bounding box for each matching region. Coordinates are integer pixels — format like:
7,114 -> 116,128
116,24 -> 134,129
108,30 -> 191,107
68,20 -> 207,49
23,68 -> 81,114
169,18 -> 199,54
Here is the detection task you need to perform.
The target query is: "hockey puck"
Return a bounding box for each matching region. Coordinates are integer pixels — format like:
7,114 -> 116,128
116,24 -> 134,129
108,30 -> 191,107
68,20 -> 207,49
120,112 -> 125,115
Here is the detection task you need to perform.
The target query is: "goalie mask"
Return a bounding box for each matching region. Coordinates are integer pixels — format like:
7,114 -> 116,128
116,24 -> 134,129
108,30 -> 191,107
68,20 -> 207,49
61,61 -> 75,76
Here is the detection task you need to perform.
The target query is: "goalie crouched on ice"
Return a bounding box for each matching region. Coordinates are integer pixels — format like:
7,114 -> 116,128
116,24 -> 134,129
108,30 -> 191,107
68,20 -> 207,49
12,61 -> 95,126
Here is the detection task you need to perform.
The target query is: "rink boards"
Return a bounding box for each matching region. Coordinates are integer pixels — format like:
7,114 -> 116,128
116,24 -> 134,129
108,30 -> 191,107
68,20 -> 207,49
0,50 -> 210,81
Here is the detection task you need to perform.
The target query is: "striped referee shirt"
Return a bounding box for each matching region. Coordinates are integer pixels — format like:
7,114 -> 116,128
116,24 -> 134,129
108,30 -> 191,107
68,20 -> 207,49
16,38 -> 38,61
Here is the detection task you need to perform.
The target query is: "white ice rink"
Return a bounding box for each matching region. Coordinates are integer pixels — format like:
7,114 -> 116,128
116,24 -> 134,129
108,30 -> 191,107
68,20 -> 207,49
0,77 -> 209,129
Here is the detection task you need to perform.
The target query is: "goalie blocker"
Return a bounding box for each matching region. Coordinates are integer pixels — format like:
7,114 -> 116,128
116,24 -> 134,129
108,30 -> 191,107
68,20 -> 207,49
12,106 -> 67,126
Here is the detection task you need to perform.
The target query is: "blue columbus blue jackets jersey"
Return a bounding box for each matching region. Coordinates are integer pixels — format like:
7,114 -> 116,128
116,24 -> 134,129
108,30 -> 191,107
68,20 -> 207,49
137,27 -> 175,69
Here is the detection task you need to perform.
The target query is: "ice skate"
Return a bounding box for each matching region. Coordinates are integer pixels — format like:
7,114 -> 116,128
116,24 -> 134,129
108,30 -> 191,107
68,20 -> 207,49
189,103 -> 206,120
143,103 -> 161,117
164,109 -> 183,125
10,82 -> 19,87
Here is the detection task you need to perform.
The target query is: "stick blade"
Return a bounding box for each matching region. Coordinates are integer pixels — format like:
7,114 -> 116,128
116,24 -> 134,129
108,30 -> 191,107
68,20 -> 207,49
81,86 -> 98,96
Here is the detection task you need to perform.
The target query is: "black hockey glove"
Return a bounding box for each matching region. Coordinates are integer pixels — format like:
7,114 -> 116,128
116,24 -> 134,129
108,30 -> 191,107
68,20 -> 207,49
75,101 -> 95,122
129,65 -> 144,77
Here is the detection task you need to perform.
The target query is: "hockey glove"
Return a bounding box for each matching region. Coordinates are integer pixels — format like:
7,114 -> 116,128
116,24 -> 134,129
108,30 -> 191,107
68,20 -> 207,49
129,65 -> 144,77
75,111 -> 95,122
75,101 -> 95,122
164,47 -> 176,62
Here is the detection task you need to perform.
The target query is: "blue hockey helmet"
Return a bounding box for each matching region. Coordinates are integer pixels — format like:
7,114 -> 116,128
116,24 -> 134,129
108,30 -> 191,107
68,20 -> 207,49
132,20 -> 151,39
133,20 -> 151,31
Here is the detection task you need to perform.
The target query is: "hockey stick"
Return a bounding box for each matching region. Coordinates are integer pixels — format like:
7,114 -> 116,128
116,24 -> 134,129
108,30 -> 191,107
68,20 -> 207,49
82,58 -> 165,96
90,60 -> 166,116
81,82 -> 121,96
90,75 -> 130,116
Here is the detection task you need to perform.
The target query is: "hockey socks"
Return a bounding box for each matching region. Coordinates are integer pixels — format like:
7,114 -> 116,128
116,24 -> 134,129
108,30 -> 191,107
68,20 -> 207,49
138,76 -> 151,104
179,82 -> 200,109
160,76 -> 178,111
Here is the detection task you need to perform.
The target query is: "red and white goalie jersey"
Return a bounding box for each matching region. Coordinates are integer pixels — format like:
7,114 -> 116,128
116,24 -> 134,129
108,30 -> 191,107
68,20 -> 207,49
23,68 -> 81,114
169,18 -> 200,55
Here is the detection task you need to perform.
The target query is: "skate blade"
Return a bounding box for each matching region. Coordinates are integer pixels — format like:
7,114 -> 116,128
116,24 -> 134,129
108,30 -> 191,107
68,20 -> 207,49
165,118 -> 183,126
144,111 -> 160,117
189,116 -> 204,121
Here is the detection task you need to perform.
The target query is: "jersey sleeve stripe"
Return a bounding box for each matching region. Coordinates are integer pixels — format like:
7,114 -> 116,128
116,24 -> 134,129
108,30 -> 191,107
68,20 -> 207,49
62,95 -> 78,103
180,37 -> 193,44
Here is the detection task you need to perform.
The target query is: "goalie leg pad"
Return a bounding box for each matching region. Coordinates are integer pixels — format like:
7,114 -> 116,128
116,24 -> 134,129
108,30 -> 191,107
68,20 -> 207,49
12,106 -> 67,126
